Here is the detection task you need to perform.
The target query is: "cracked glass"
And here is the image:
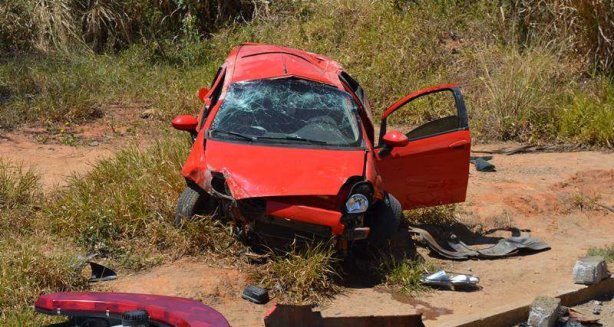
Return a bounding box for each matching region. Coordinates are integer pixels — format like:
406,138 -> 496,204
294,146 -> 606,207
210,78 -> 362,147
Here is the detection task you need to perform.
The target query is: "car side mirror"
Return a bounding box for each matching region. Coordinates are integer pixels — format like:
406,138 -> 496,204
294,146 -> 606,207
379,131 -> 409,158
198,87 -> 210,103
171,115 -> 198,132
383,131 -> 409,147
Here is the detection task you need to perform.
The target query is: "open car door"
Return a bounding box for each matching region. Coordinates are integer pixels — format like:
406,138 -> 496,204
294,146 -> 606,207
375,85 -> 470,210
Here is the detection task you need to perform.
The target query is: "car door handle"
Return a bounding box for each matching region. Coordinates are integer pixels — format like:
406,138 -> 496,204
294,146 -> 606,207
449,140 -> 469,148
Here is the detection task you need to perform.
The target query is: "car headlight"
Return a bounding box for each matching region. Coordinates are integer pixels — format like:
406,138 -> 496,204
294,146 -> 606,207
345,194 -> 369,214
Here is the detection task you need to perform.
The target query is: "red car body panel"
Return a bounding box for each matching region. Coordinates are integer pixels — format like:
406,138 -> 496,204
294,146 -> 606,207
376,84 -> 470,209
178,43 -> 472,237
382,84 -> 460,119
35,292 -> 229,327
266,200 -> 345,234
229,43 -> 344,88
196,139 -> 365,199
376,130 -> 471,209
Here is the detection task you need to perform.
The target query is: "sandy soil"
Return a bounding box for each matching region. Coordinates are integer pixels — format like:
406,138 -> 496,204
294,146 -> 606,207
2,120 -> 613,326
0,103 -> 157,190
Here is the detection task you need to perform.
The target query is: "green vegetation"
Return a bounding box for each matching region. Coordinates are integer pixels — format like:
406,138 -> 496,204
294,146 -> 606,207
1,0 -> 614,322
378,255 -> 433,295
251,242 -> 340,303
46,136 -> 243,269
0,162 -> 87,324
2,0 -> 614,145
587,244 -> 614,263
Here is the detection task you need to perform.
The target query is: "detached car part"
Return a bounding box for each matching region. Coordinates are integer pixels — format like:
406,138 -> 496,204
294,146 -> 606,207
409,227 -> 550,260
421,270 -> 480,290
35,292 -> 229,327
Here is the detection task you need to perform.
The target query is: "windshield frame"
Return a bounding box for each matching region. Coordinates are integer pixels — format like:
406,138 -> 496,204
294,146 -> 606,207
207,77 -> 366,150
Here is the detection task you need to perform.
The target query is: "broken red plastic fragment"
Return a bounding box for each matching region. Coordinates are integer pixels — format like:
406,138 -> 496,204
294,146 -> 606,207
35,292 -> 229,327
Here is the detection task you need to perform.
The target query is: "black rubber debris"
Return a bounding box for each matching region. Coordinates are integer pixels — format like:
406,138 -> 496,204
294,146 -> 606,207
89,261 -> 118,282
242,285 -> 269,304
470,156 -> 496,172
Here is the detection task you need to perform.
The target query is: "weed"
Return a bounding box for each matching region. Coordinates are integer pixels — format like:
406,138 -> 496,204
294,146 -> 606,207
45,136 -> 241,266
251,241 -> 340,304
587,244 -> 614,263
405,205 -> 458,226
377,255 -> 433,295
0,161 -> 40,211
566,192 -> 601,211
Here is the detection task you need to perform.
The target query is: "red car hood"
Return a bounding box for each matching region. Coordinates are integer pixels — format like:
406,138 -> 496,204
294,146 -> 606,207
204,140 -> 365,199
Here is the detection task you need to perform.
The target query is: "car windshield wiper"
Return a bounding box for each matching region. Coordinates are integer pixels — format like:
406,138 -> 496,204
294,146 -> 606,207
208,129 -> 256,142
257,135 -> 329,145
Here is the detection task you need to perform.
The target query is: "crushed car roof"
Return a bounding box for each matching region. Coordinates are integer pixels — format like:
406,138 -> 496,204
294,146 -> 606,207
225,43 -> 345,89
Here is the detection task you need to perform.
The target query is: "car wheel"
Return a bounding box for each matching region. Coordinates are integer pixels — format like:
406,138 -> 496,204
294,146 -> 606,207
174,186 -> 213,226
368,193 -> 402,245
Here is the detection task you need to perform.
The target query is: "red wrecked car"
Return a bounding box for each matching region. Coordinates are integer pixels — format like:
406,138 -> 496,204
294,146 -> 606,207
172,43 -> 470,246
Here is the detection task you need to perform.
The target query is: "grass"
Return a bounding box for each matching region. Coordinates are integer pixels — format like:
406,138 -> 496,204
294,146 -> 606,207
0,162 -> 87,324
0,138 -> 244,321
405,205 -> 458,226
377,255 -> 433,295
2,1 -> 614,146
46,136 -> 243,269
0,47 -> 219,129
1,0 -> 614,322
587,245 -> 614,263
251,241 -> 340,304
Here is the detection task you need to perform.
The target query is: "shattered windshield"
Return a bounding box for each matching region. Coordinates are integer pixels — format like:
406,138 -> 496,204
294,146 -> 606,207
210,78 -> 362,147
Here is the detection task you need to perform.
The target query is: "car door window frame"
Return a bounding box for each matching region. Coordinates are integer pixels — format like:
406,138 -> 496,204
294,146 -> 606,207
339,72 -> 375,144
378,86 -> 468,146
200,68 -> 226,129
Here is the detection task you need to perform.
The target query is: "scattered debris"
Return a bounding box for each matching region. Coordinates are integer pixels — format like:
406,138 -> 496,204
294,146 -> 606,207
72,255 -> 118,282
242,285 -> 270,304
596,203 -> 614,214
573,256 -> 610,285
88,261 -> 117,282
472,144 -> 587,155
568,307 -> 601,324
421,270 -> 479,290
263,304 -> 424,327
528,296 -> 561,327
470,156 -> 496,172
409,227 -> 550,260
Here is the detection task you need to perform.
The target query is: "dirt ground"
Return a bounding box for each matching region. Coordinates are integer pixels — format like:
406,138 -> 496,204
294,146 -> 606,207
2,121 -> 613,326
0,104 -> 157,190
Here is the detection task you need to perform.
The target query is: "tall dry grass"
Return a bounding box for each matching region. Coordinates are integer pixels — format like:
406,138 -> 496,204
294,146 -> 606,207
512,0 -> 614,73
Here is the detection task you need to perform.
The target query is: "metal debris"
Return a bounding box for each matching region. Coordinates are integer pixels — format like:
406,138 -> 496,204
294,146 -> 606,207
409,227 -> 550,260
421,270 -> 479,290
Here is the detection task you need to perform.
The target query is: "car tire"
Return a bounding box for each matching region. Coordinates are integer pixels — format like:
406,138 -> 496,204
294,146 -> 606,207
174,186 -> 213,226
368,193 -> 402,245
